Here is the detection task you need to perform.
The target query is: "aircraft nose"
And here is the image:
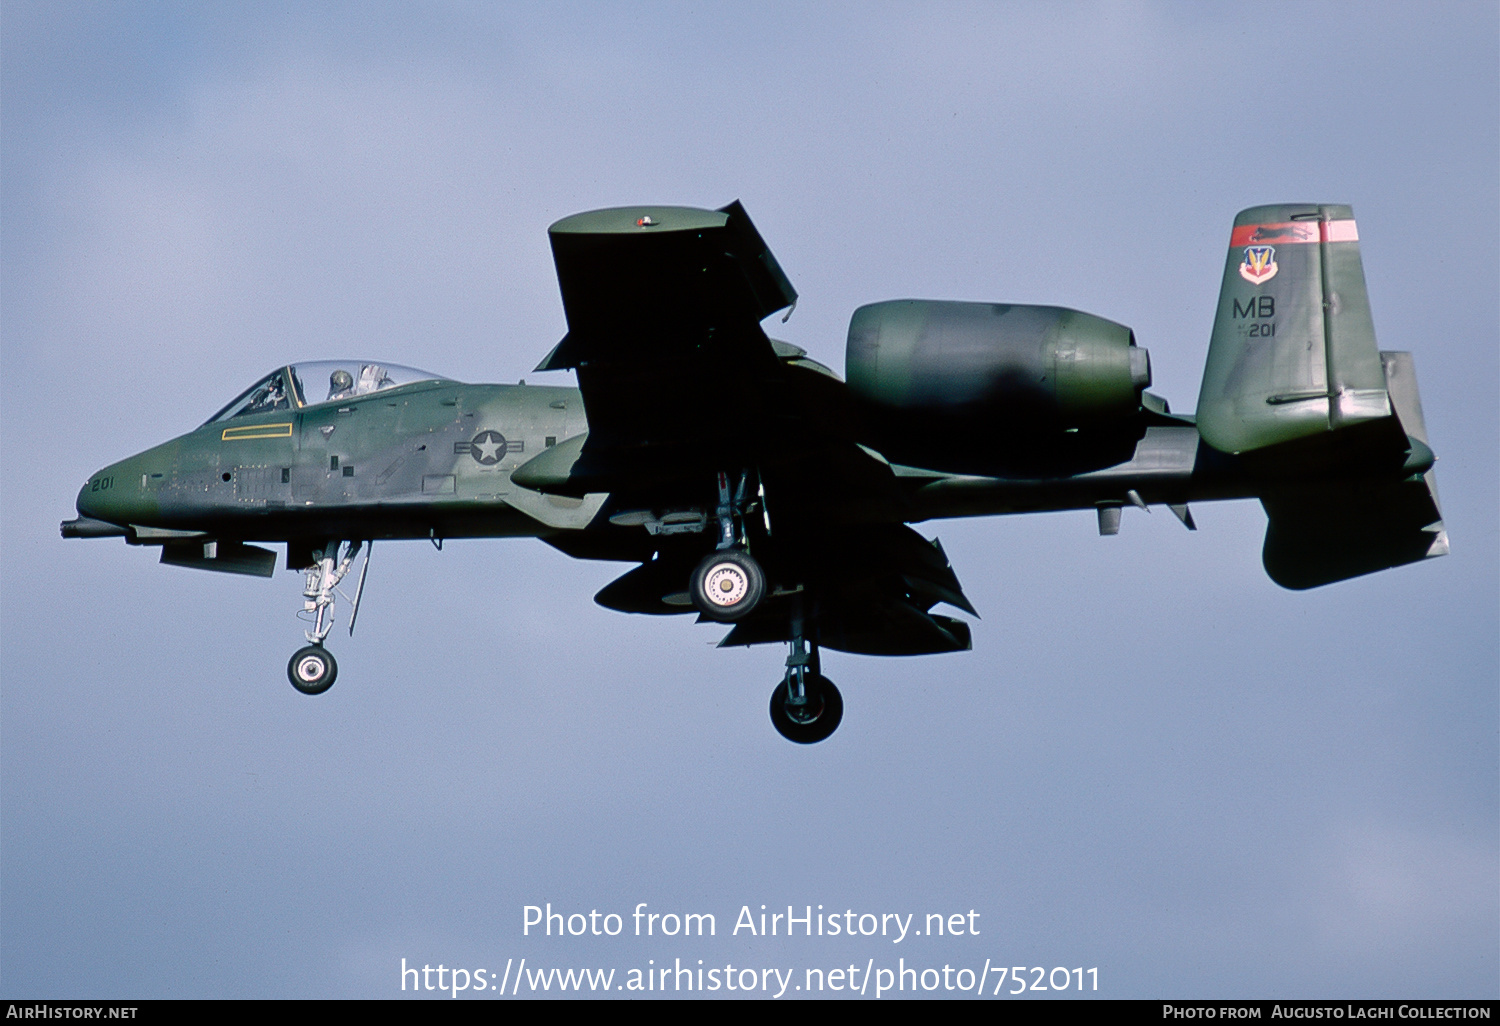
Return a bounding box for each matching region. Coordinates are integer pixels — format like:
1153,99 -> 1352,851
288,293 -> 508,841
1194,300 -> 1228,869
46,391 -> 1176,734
75,458 -> 151,526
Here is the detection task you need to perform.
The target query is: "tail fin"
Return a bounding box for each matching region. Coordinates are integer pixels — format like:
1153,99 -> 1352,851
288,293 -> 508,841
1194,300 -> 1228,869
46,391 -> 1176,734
1196,205 -> 1446,588
1197,204 -> 1392,453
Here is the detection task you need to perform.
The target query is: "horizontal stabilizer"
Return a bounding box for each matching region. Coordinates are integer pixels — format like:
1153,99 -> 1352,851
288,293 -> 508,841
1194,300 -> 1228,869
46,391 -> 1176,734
1259,349 -> 1445,589
1261,476 -> 1446,589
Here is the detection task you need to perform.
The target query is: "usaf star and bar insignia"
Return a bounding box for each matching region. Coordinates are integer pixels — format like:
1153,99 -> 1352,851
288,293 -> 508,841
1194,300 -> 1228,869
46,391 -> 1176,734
454,429 -> 524,466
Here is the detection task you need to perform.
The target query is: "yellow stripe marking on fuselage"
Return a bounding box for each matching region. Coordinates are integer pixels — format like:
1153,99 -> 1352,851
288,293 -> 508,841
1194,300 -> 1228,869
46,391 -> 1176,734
222,422 -> 293,441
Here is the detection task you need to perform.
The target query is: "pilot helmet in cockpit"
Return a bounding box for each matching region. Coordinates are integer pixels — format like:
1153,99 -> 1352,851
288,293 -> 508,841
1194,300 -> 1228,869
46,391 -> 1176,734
328,369 -> 355,401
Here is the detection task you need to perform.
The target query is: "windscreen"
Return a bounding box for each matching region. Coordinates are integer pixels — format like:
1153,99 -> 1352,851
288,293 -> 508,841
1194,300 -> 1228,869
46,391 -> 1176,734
206,369 -> 294,424
206,362 -> 449,425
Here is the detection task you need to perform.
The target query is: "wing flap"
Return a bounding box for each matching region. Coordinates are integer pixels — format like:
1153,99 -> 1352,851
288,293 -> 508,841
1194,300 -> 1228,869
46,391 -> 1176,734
719,599 -> 972,656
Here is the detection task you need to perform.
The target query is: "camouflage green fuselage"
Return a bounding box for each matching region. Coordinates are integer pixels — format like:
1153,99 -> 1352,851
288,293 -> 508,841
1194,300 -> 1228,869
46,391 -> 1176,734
76,380 -> 602,543
76,368 -> 1262,550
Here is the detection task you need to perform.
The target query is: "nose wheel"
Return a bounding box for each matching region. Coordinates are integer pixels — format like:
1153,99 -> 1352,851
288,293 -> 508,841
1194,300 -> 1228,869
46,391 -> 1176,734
287,645 -> 337,695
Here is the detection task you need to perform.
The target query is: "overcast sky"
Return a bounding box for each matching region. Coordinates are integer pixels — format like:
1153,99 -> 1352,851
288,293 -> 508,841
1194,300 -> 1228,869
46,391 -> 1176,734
2,1 -> 1495,999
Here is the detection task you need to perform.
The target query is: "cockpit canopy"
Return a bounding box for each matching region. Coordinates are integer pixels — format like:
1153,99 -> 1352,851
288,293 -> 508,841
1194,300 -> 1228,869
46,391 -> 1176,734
206,361 -> 450,425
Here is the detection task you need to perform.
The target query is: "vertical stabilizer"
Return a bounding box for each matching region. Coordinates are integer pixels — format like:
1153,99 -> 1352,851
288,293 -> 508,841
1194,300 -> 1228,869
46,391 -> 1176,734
1197,204 -> 1391,454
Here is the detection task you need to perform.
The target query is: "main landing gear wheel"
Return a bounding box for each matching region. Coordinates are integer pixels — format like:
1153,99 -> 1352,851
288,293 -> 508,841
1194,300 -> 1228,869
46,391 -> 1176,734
287,645 -> 337,695
770,674 -> 843,744
689,550 -> 765,621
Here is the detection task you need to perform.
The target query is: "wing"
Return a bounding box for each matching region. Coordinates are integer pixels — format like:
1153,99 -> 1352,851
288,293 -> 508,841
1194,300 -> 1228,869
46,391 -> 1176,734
537,202 -> 975,655
524,200 -> 912,519
535,202 -> 801,493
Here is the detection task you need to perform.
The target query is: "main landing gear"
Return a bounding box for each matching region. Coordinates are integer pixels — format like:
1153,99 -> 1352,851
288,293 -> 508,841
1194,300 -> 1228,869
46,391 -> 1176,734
769,631 -> 842,744
285,539 -> 370,695
689,471 -> 766,622
689,549 -> 765,620
681,472 -> 839,742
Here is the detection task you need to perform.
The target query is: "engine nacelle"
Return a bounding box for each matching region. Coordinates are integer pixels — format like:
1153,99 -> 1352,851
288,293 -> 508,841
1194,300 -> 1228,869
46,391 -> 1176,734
845,300 -> 1153,475
846,300 -> 1150,424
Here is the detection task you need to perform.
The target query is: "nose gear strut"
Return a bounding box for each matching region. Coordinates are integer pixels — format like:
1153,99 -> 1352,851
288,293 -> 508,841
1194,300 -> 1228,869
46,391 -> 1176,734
286,539 -> 371,694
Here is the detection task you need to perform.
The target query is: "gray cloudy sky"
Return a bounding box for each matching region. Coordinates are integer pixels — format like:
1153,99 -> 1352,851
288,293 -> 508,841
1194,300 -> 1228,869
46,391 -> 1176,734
2,1 -> 1495,999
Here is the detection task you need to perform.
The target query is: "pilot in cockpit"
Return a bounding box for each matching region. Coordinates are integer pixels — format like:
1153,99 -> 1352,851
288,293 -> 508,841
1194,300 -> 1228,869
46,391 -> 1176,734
327,369 -> 355,402
244,374 -> 288,414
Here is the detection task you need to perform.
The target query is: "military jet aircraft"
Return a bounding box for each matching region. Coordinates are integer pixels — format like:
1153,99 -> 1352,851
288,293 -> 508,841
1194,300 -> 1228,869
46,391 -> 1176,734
62,201 -> 1446,743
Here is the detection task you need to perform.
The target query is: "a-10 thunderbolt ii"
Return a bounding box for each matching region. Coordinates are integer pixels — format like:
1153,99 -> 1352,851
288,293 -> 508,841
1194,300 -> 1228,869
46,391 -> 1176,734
63,201 -> 1447,743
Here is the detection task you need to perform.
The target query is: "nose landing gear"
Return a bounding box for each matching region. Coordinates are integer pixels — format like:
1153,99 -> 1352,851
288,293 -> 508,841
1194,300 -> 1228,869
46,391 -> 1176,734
285,539 -> 369,695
